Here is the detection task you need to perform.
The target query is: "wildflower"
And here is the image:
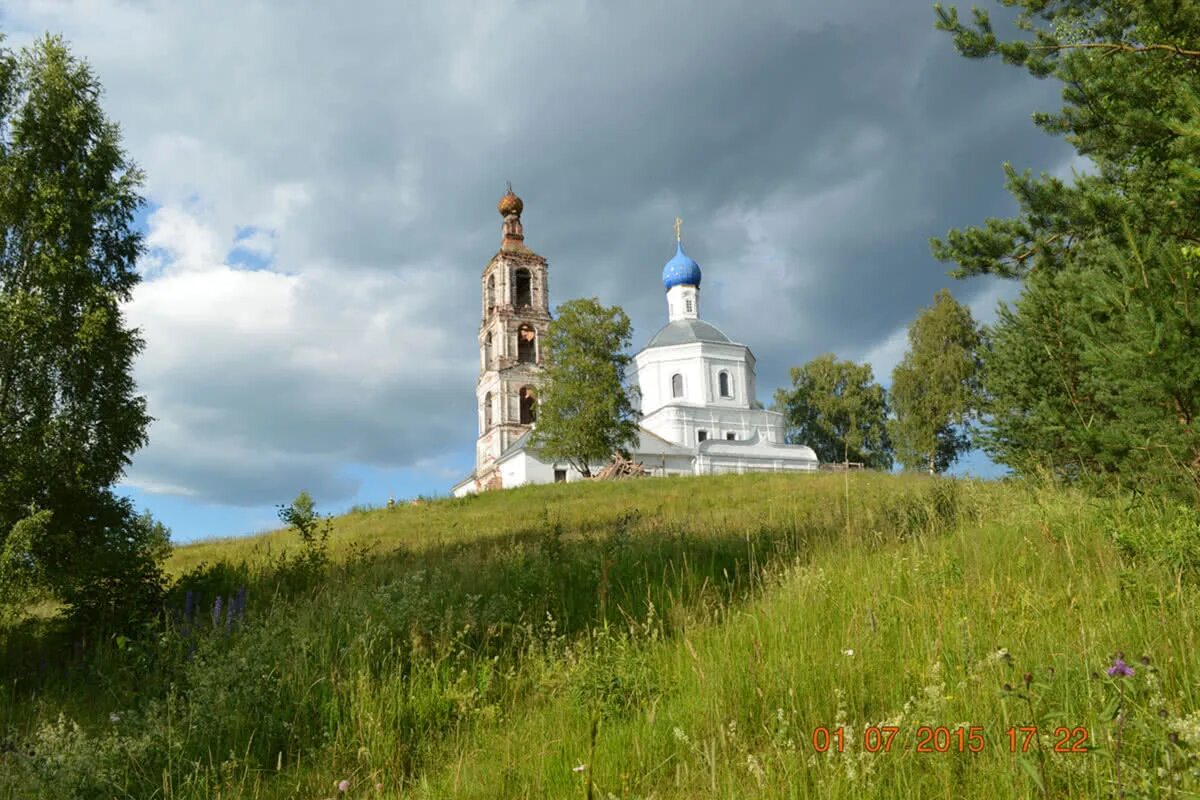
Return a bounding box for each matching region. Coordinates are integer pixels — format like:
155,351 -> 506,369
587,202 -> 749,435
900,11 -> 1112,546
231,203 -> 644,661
1139,655 -> 1151,666
1107,657 -> 1135,678
108,712 -> 121,724
843,648 -> 855,657
375,784 -> 384,792
572,764 -> 587,773
1002,683 -> 1013,692
1023,672 -> 1033,687
337,779 -> 350,792
746,753 -> 766,787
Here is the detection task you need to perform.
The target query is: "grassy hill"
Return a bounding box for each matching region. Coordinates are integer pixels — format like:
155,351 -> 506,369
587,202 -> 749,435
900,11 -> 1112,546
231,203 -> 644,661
2,473 -> 1199,798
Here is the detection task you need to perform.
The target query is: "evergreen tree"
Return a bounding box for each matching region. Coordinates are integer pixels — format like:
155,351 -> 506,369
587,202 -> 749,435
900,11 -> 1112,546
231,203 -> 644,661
773,354 -> 893,469
0,35 -> 160,625
930,0 -> 1200,494
889,289 -> 983,474
531,297 -> 639,477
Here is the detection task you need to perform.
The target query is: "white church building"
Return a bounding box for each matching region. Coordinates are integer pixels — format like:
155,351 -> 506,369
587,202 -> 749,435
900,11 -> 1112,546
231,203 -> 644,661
451,187 -> 817,497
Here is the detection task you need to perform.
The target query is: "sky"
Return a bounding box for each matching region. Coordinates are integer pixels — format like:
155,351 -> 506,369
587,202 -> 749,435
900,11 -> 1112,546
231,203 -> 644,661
1,0 -> 1087,542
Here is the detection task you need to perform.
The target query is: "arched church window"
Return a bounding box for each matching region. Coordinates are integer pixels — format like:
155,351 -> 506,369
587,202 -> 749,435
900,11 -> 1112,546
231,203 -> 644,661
484,332 -> 493,367
514,268 -> 532,307
483,391 -> 493,429
719,371 -> 732,398
519,386 -> 537,424
671,373 -> 683,398
486,275 -> 496,309
517,324 -> 536,364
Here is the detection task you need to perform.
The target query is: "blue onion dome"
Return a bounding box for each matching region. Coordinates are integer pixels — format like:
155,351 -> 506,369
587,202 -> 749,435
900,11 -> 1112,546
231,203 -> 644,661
662,241 -> 702,290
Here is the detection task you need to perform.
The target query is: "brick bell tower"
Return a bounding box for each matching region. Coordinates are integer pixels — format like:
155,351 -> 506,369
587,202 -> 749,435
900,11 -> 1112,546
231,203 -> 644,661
472,185 -> 550,490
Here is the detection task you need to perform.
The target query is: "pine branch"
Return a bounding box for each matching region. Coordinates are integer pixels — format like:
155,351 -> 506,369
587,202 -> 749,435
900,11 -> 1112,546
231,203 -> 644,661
1032,41 -> 1200,61
1014,232 -> 1065,266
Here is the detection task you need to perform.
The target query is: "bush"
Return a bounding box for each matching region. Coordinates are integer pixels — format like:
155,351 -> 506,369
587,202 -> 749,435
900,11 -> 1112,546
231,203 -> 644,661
276,490 -> 332,565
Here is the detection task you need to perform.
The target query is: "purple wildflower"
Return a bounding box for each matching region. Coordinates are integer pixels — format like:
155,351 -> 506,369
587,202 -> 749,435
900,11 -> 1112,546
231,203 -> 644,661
211,595 -> 223,628
1107,657 -> 1135,678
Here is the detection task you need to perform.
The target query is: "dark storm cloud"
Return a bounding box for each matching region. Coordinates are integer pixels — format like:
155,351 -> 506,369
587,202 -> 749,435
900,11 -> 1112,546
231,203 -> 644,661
5,0 -> 1072,504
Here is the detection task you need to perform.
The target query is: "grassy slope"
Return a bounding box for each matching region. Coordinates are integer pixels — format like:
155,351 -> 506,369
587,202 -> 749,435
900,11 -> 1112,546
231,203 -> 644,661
426,481 -> 1198,799
3,473 -> 1198,799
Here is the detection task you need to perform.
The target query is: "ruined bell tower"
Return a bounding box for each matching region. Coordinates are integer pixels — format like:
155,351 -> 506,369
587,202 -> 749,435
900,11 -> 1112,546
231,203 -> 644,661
471,185 -> 550,490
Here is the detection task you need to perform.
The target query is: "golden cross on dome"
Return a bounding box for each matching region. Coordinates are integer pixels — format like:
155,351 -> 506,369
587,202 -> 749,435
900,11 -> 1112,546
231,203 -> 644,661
674,216 -> 682,242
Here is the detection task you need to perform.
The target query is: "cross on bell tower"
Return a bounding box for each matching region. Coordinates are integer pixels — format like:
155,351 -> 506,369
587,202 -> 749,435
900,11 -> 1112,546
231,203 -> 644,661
472,185 -> 551,490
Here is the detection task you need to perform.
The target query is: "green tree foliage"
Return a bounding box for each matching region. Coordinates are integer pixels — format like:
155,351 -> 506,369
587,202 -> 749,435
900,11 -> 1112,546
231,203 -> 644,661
277,490 -> 332,565
773,354 -> 893,469
531,297 -> 639,477
982,227 -> 1200,488
0,35 -> 160,625
889,289 -> 983,474
930,1 -> 1200,494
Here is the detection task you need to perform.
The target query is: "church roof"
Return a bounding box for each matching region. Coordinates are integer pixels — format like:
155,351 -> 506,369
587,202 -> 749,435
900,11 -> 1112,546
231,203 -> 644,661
498,429 -> 533,461
642,318 -> 732,349
661,240 -> 702,290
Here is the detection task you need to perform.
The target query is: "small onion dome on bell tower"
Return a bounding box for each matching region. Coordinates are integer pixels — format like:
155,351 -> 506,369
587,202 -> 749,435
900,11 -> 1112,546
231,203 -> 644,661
498,183 -> 524,217
662,217 -> 701,290
498,182 -> 526,251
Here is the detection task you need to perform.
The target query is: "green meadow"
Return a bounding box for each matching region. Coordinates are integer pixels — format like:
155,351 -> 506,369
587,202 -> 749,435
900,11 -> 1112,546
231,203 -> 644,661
2,473 -> 1198,798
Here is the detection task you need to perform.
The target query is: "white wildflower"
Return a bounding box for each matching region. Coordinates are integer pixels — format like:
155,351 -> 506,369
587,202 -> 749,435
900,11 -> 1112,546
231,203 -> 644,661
746,754 -> 766,788
1168,710 -> 1200,745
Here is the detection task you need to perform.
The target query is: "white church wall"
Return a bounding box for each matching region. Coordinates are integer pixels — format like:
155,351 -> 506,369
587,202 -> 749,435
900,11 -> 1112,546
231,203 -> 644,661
634,340 -> 757,418
498,452 -> 528,488
635,453 -> 694,476
665,284 -> 701,321
496,449 -> 600,489
640,404 -> 789,448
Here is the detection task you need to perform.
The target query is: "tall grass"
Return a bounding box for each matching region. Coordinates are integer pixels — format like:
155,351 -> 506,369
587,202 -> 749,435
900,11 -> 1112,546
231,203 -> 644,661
1,473 -> 1197,798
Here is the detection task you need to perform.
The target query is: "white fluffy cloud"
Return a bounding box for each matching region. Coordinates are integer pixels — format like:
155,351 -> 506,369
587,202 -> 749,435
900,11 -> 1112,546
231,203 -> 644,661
122,203 -> 472,503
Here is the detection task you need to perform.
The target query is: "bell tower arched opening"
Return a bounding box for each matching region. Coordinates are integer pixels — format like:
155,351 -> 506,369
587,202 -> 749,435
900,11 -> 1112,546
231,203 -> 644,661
514,268 -> 532,307
519,386 -> 537,424
517,324 -> 536,364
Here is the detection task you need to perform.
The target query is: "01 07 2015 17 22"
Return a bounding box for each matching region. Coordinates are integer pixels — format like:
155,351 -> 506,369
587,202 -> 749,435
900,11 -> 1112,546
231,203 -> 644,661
808,725 -> 1091,754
